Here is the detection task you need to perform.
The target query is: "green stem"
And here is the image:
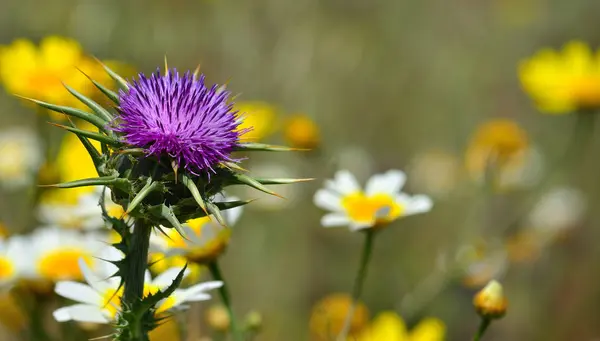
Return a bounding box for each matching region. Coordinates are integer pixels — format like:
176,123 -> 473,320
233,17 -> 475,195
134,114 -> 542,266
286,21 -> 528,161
208,261 -> 241,341
472,318 -> 491,341
122,219 -> 152,341
337,230 -> 376,340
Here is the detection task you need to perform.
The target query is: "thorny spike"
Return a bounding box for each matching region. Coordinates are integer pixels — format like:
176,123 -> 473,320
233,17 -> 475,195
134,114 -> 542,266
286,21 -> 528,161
17,95 -> 109,130
233,173 -> 284,198
193,64 -> 201,79
180,174 -> 209,216
48,122 -> 121,147
63,83 -> 114,122
233,142 -> 308,152
78,67 -> 120,104
206,201 -> 226,226
159,204 -> 187,237
96,58 -> 130,91
253,178 -> 315,185
125,178 -> 160,215
66,117 -> 103,170
41,176 -> 120,189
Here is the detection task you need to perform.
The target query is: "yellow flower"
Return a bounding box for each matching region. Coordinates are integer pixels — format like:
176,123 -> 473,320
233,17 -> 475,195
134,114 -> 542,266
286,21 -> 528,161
520,41 -> 600,113
283,114 -> 320,149
465,119 -> 538,189
309,293 -> 369,340
235,101 -> 277,141
0,36 -> 112,120
355,311 -> 445,341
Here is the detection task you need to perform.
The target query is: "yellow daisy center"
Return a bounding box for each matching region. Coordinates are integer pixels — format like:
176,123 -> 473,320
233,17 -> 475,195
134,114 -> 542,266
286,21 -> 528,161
101,288 -> 123,319
107,204 -> 126,220
37,249 -> 93,281
0,257 -> 15,281
341,192 -> 403,225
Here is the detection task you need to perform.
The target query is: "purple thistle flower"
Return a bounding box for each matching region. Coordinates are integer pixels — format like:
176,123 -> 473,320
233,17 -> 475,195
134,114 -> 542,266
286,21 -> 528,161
114,69 -> 247,174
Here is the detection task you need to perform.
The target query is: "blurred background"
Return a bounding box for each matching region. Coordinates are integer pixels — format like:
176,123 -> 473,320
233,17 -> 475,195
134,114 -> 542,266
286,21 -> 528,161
1,0 -> 600,340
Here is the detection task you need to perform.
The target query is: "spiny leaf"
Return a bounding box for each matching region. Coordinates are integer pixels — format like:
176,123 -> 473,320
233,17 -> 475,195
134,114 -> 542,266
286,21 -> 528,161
96,58 -> 130,91
180,174 -> 209,216
139,265 -> 187,312
64,83 -> 114,122
206,201 -> 226,226
233,173 -> 283,198
158,204 -> 187,237
125,178 -> 160,215
17,95 -> 109,130
41,176 -> 120,189
78,67 -> 120,105
253,177 -> 314,185
66,118 -> 103,170
49,122 -> 121,147
233,142 -> 306,152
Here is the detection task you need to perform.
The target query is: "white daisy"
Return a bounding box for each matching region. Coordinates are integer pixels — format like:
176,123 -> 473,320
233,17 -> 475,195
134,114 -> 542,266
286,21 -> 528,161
150,194 -> 243,263
53,259 -> 222,324
23,227 -> 110,282
0,128 -> 42,189
313,170 -> 433,230
38,187 -> 126,231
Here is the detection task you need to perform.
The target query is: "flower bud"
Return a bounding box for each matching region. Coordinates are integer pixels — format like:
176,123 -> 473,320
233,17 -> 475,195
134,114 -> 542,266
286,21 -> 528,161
206,304 -> 230,332
473,280 -> 507,319
244,310 -> 263,332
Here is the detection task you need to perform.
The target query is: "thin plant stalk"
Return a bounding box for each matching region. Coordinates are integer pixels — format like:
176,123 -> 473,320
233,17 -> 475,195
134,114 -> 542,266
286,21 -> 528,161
337,229 -> 376,340
208,261 -> 241,341
472,318 -> 491,341
122,219 -> 152,340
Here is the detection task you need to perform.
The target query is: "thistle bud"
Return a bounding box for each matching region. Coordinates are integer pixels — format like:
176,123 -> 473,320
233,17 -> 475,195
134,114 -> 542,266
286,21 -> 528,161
473,280 -> 507,319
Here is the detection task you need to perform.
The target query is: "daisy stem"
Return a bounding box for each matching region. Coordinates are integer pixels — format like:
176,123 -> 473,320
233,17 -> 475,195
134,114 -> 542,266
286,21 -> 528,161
472,318 -> 491,341
337,229 -> 376,340
122,219 -> 152,340
208,261 -> 241,341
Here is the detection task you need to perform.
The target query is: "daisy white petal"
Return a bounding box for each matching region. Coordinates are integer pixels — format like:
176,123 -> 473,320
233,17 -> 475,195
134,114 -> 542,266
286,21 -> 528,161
314,189 -> 343,212
321,213 -> 350,227
53,304 -> 110,324
401,195 -> 433,216
152,267 -> 189,289
55,281 -> 100,305
333,170 -> 361,194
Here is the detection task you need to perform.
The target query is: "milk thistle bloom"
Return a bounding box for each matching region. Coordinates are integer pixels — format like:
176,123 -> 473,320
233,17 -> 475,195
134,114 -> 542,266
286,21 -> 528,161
520,41 -> 600,113
28,61 -> 305,341
114,70 -> 244,174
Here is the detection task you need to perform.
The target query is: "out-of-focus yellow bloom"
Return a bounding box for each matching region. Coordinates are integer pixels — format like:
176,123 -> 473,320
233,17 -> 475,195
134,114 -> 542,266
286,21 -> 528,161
149,315 -> 181,341
235,101 -> 277,141
473,280 -> 508,319
0,36 -> 112,120
465,119 -> 537,189
283,114 -> 320,149
505,231 -> 543,264
355,311 -> 445,341
309,293 -> 369,340
520,41 -> 600,113
0,292 -> 27,332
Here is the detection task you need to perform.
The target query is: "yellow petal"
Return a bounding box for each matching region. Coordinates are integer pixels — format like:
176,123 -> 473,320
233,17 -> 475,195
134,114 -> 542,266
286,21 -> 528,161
408,318 -> 446,341
355,311 -> 407,341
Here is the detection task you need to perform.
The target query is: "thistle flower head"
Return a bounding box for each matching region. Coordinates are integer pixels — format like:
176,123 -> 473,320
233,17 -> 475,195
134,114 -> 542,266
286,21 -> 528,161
114,69 -> 245,174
